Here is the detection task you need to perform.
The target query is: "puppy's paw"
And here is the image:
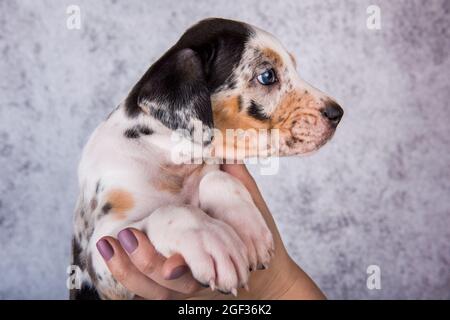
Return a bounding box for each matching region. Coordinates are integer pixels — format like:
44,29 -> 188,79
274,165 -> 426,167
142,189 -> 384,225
198,171 -> 274,272
146,205 -> 250,294
225,202 -> 275,271
184,220 -> 250,294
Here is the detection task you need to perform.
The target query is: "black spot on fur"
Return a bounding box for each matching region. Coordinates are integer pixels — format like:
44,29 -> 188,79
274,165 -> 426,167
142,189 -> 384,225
70,284 -> 100,300
71,237 -> 85,270
95,181 -> 101,194
124,128 -> 140,139
69,238 -> 101,300
86,254 -> 99,288
137,125 -> 153,135
86,257 -> 95,280
248,100 -> 270,121
226,79 -> 237,90
102,203 -> 112,214
286,137 -> 304,148
237,95 -> 243,112
86,227 -> 94,243
286,139 -> 294,148
124,125 -> 153,139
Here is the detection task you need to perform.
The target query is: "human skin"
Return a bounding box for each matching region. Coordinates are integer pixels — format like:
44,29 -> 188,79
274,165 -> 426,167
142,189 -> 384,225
96,164 -> 326,300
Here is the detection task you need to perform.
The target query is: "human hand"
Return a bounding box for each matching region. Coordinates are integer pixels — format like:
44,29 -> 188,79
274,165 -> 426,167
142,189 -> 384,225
97,164 -> 325,299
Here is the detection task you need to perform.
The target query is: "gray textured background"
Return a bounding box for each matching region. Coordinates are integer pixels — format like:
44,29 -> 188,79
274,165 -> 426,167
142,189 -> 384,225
1,0 -> 449,299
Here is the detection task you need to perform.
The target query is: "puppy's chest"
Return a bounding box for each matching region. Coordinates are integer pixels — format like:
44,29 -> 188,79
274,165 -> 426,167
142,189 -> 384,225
152,163 -> 206,204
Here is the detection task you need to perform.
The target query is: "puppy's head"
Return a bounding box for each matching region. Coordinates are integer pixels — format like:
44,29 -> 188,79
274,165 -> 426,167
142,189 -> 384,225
126,18 -> 343,158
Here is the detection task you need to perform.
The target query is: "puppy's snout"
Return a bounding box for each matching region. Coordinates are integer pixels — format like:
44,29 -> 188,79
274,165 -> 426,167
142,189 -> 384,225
321,100 -> 344,126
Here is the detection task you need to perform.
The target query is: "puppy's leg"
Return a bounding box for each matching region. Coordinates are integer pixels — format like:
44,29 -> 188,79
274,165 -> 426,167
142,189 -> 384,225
198,171 -> 274,271
132,205 -> 250,294
73,180 -> 148,300
82,203 -> 250,298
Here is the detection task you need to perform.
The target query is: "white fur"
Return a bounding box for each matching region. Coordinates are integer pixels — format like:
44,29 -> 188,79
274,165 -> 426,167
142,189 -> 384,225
75,105 -> 273,298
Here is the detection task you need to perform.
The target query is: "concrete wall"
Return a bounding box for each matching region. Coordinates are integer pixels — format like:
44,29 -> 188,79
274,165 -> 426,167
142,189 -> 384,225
0,0 -> 449,299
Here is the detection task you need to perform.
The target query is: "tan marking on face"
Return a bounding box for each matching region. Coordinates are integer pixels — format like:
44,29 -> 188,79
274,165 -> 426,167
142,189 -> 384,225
271,91 -> 319,130
211,89 -> 331,157
270,90 -> 333,154
210,29 -> 339,157
212,96 -> 270,159
261,47 -> 283,67
212,95 -> 270,132
105,189 -> 134,216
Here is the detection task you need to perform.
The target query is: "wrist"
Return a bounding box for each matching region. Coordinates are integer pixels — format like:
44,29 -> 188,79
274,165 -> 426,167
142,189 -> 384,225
248,254 -> 326,300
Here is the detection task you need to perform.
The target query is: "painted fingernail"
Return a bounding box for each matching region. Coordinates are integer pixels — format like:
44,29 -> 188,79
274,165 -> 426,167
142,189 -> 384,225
256,264 -> 266,270
167,265 -> 189,280
118,228 -> 138,254
96,238 -> 114,261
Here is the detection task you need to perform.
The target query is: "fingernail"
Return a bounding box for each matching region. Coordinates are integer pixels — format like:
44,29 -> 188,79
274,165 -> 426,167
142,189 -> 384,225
167,265 -> 188,280
256,264 -> 266,270
96,238 -> 114,261
118,228 -> 138,254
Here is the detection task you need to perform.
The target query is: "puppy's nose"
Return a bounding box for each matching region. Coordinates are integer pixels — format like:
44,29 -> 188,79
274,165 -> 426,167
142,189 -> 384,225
321,100 -> 344,125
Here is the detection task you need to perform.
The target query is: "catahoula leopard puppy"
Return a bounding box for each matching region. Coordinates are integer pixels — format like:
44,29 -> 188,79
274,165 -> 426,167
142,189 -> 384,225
71,18 -> 343,300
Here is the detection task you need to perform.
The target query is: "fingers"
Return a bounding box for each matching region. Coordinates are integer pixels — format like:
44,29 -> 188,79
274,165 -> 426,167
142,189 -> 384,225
117,228 -> 200,294
162,254 -> 189,280
96,237 -> 171,300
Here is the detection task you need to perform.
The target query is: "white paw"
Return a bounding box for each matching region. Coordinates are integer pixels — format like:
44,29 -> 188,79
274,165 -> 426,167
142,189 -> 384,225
198,171 -> 275,272
224,201 -> 275,271
146,205 -> 250,295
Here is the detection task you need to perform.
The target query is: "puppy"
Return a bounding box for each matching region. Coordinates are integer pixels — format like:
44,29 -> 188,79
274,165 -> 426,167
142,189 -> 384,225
70,18 -> 343,300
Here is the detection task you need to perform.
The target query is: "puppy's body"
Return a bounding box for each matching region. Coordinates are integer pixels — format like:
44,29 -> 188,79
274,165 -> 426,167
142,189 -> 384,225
71,18 -> 343,299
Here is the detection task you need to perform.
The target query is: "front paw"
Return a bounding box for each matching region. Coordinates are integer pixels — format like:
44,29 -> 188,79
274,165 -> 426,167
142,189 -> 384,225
230,204 -> 275,271
198,171 -> 274,272
147,206 -> 250,295
179,219 -> 251,294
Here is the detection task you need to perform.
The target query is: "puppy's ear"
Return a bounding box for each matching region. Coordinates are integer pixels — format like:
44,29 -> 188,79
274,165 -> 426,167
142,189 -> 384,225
128,48 -> 213,142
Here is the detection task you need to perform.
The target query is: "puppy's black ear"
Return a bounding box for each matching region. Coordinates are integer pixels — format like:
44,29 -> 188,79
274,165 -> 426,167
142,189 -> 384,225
126,18 -> 252,143
127,48 -> 213,141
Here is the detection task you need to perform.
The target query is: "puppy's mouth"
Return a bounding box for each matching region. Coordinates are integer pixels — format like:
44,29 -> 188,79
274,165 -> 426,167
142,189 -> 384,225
276,113 -> 341,156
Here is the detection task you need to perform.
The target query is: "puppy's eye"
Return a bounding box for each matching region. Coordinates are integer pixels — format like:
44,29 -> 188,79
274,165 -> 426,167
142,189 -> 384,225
257,69 -> 277,85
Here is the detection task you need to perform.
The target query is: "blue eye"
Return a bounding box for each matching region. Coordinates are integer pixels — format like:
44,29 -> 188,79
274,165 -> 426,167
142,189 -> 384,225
257,69 -> 277,85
